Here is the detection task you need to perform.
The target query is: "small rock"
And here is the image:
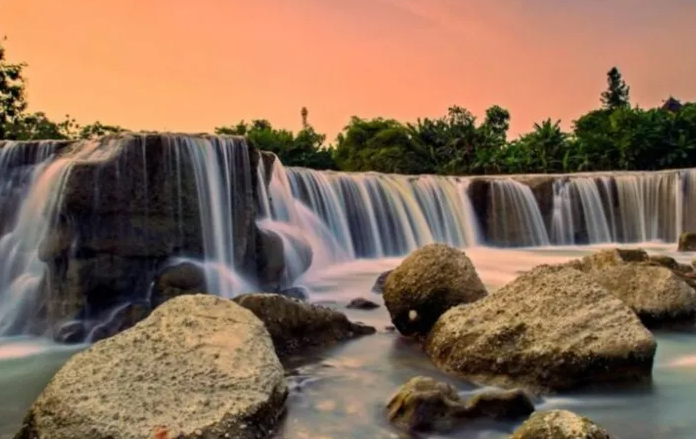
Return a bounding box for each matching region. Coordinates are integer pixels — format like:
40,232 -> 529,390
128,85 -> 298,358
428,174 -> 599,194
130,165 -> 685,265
387,376 -> 466,431
347,297 -> 380,310
465,389 -> 535,420
372,270 -> 393,294
233,293 -> 376,357
510,410 -> 613,439
678,232 -> 696,252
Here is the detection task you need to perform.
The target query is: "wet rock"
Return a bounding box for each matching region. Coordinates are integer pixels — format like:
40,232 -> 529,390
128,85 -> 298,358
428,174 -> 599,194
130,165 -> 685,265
387,376 -> 467,431
53,321 -> 85,344
567,248 -> 649,271
425,265 -> 656,393
387,377 -> 535,433
150,262 -> 206,306
14,295 -> 287,439
233,293 -> 376,358
371,270 -> 392,294
383,244 -> 487,336
592,264 -> 696,327
279,286 -> 309,301
510,410 -> 613,439
678,232 -> 696,252
256,228 -> 286,290
347,297 -> 380,310
648,254 -> 679,270
465,389 -> 535,420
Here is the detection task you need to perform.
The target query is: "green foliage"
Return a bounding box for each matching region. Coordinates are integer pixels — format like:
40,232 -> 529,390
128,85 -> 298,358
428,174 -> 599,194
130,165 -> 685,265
0,39 -> 28,139
601,67 -> 630,110
2,38 -> 695,175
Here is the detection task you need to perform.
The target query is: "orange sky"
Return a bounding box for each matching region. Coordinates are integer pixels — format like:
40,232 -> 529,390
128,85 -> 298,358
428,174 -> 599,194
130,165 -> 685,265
1,0 -> 695,140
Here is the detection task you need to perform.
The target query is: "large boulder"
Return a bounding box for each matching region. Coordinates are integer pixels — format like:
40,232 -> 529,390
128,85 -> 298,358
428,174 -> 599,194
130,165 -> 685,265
425,265 -> 656,393
383,244 -> 487,336
14,295 -> 287,439
233,293 -> 376,358
510,410 -> 612,439
678,232 -> 696,252
592,264 -> 696,326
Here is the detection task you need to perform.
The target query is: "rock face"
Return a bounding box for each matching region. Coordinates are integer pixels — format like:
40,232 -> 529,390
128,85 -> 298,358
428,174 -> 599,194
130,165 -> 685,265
510,410 -> 612,439
383,244 -> 487,336
592,264 -> 696,326
425,265 -> 656,393
0,133 -> 310,342
386,376 -> 534,432
233,293 -> 376,358
14,295 -> 288,439
678,232 -> 696,252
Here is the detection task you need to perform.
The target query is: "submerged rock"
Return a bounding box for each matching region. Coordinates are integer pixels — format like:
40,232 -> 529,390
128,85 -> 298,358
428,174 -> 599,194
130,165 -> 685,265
465,388 -> 535,420
510,410 -> 613,439
568,248 -> 649,271
150,261 -> 206,306
347,297 -> 380,310
592,264 -> 696,326
387,376 -> 534,432
678,232 -> 696,252
372,270 -> 393,294
233,293 -> 376,358
387,376 -> 467,431
383,244 -> 487,336
14,295 -> 287,439
425,265 -> 656,393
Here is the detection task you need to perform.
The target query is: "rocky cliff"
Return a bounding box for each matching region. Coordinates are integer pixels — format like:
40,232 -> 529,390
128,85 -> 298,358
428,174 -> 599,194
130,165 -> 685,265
0,133 -> 286,342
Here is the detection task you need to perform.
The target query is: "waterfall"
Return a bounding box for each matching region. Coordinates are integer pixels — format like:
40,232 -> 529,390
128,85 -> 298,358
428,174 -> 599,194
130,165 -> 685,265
174,136 -> 253,297
550,178 -> 612,244
615,172 -> 681,243
0,140 -> 105,335
488,179 -> 549,247
273,166 -> 480,258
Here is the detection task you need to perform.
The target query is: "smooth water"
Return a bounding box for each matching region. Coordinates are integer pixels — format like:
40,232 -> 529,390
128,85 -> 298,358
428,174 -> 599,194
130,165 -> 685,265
3,243 -> 696,439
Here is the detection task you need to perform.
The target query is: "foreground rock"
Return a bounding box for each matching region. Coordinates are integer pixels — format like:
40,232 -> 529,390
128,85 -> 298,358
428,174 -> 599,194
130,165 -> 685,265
387,376 -> 534,432
592,264 -> 696,326
567,248 -> 649,271
678,232 -> 696,252
15,295 -> 287,439
510,410 -> 612,439
426,265 -> 656,393
383,244 -> 487,336
233,293 -> 376,358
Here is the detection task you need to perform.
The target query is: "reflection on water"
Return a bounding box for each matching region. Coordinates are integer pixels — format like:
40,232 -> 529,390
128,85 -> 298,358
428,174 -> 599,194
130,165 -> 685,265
2,244 -> 696,438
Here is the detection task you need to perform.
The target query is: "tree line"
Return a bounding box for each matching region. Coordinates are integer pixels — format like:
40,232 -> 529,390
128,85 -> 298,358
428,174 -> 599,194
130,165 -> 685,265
2,41 -> 695,175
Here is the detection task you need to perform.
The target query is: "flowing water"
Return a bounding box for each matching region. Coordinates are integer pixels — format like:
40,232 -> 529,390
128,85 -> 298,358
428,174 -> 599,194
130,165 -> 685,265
3,140 -> 696,437
2,244 -> 696,439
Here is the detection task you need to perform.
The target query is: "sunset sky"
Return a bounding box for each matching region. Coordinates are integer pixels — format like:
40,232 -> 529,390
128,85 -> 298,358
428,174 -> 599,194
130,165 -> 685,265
1,0 -> 695,140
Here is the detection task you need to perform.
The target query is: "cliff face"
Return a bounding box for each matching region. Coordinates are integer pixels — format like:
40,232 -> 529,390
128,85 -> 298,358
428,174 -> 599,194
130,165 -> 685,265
0,133 -> 282,341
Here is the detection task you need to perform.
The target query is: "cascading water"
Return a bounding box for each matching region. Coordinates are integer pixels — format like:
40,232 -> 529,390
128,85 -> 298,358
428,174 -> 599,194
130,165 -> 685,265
0,140 -> 107,335
281,168 -> 480,258
174,136 -> 255,297
488,179 -> 549,247
614,172 -> 682,243
550,177 -> 612,244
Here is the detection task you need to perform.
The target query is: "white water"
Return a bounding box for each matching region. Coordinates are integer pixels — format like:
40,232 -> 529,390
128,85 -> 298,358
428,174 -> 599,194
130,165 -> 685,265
175,136 -> 254,297
0,140 -> 111,335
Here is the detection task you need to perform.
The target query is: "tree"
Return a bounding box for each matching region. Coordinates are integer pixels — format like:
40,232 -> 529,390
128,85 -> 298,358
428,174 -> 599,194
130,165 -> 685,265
0,39 -> 28,139
600,67 -> 630,110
